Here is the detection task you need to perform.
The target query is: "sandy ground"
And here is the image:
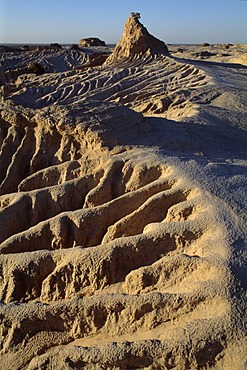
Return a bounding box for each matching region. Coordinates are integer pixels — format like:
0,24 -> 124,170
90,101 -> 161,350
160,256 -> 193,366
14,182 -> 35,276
0,15 -> 246,369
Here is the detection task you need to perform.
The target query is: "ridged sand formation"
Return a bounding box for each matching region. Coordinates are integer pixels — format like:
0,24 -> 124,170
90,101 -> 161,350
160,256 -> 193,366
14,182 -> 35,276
5,53 -> 212,120
0,101 -> 234,369
2,14 -> 212,120
0,13 -> 247,370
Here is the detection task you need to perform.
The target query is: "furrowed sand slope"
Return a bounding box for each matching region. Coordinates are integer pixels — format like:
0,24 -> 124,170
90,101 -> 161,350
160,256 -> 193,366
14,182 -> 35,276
0,14 -> 246,370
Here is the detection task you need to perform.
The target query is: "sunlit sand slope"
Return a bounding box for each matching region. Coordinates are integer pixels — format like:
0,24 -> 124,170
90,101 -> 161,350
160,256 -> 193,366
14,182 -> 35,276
4,55 -> 212,121
0,101 -> 240,370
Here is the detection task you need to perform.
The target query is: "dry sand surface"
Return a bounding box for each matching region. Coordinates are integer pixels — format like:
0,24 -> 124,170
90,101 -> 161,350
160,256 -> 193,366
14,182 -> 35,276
0,14 -> 246,369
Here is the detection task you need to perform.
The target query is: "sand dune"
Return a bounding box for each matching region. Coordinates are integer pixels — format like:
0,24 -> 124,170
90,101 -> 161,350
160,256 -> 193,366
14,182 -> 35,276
0,13 -> 247,370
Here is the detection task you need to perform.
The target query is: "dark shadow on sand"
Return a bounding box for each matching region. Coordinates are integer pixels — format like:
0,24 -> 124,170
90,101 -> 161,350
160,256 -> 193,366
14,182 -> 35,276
172,56 -> 247,71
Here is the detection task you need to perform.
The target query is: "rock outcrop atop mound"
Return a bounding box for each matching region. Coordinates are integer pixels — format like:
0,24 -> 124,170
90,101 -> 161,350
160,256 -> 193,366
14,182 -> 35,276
105,12 -> 169,64
79,37 -> 106,47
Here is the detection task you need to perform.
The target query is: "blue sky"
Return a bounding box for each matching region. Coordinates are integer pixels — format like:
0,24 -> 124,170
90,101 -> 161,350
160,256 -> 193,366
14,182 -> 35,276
0,0 -> 246,44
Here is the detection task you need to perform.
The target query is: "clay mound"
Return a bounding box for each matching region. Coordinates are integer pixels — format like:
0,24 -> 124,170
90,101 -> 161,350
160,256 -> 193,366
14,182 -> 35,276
79,37 -> 106,47
104,13 -> 169,65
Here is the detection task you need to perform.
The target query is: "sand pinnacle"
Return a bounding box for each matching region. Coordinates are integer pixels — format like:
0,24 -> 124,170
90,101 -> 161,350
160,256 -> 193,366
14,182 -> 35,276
105,12 -> 169,64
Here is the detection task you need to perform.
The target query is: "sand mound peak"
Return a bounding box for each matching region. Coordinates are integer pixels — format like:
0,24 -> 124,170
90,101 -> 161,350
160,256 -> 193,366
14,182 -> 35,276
104,12 -> 169,65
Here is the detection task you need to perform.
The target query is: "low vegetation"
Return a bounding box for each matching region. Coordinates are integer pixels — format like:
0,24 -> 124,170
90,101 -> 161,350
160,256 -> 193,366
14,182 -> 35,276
28,62 -> 45,75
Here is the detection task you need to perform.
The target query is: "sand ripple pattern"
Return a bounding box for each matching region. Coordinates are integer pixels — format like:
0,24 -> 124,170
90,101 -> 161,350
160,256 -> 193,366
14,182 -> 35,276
0,103 -> 230,369
0,49 -> 88,78
6,55 -> 212,120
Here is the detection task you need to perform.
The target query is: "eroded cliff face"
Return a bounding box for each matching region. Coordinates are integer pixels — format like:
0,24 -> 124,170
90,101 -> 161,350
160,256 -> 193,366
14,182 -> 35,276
0,100 -> 235,369
105,13 -> 169,65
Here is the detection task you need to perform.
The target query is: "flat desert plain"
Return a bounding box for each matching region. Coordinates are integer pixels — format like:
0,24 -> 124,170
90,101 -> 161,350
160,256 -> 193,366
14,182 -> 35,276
0,14 -> 246,370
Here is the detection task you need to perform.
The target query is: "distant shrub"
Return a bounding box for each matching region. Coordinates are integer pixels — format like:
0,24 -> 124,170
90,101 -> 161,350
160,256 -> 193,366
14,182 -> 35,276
216,43 -> 232,49
21,45 -> 29,51
28,62 -> 45,75
202,43 -> 210,47
70,44 -> 80,50
0,45 -> 19,52
130,12 -> 141,20
0,45 -> 10,53
50,43 -> 62,49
